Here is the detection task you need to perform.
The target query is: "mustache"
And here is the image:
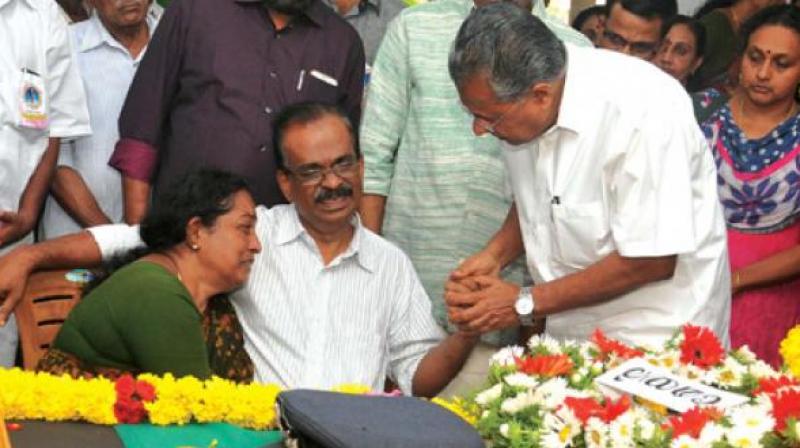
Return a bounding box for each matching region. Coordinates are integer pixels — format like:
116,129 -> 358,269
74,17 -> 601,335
314,184 -> 353,203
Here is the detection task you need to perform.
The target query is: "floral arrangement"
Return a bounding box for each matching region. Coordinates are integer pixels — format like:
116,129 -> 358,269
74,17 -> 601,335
0,370 -> 473,430
0,369 -> 280,429
466,324 -> 800,448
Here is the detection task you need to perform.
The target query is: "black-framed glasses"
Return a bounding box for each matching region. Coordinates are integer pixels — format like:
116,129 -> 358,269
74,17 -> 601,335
602,30 -> 659,58
284,155 -> 359,185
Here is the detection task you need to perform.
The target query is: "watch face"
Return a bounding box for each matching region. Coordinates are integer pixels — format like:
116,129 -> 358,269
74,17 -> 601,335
515,297 -> 534,315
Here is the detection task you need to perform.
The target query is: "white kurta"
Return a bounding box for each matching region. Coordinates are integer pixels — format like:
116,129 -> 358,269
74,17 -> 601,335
504,45 -> 731,348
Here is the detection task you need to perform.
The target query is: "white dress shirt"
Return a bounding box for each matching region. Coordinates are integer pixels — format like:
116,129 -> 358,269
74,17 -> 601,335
503,45 -> 731,348
90,204 -> 445,393
40,10 -> 158,239
0,0 -> 90,366
0,0 -> 90,227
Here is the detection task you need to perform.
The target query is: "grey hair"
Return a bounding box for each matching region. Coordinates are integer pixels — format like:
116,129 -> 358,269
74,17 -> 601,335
449,2 -> 567,102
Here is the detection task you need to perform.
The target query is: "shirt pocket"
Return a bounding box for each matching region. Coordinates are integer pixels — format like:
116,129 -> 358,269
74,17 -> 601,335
298,69 -> 340,105
551,201 -> 611,268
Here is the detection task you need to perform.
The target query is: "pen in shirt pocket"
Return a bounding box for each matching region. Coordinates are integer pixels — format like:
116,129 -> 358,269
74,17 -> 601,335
296,69 -> 306,91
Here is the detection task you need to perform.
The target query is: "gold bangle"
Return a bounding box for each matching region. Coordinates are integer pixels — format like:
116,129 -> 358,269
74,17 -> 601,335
733,272 -> 741,288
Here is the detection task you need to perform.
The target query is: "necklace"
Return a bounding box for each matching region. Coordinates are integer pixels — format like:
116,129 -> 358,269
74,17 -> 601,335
738,94 -> 798,127
160,252 -> 184,282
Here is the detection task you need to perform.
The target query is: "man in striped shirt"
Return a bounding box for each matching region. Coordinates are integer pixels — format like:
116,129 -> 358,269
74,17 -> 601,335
0,103 -> 478,396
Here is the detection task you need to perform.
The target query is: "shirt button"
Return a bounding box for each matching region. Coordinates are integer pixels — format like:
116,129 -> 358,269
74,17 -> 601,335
264,106 -> 272,114
259,145 -> 268,152
269,72 -> 277,79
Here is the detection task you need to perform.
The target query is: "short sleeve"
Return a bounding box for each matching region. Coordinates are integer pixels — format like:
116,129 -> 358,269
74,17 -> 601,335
386,253 -> 446,395
609,98 -> 700,257
45,0 -> 90,138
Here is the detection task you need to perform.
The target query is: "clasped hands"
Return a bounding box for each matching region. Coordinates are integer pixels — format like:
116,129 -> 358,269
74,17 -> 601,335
444,250 -> 521,334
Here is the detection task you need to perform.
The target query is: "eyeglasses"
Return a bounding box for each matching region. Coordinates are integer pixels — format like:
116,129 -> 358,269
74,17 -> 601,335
473,96 -> 528,134
284,155 -> 359,185
602,30 -> 659,59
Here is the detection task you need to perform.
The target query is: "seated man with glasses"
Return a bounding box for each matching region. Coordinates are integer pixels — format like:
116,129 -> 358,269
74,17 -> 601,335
598,0 -> 677,61
0,102 -> 478,397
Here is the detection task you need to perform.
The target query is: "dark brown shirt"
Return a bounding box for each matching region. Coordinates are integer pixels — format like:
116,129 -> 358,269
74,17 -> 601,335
110,0 -> 365,206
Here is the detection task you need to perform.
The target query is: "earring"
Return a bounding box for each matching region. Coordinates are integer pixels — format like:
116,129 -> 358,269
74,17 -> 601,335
190,243 -> 199,251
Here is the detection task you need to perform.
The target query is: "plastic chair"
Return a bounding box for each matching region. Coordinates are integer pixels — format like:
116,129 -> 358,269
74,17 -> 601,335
15,270 -> 84,370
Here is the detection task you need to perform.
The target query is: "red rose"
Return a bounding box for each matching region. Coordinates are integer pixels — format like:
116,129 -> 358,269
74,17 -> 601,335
115,374 -> 136,398
135,380 -> 156,402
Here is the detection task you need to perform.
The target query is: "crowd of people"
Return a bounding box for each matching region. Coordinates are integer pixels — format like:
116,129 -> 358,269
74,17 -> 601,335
0,0 -> 798,399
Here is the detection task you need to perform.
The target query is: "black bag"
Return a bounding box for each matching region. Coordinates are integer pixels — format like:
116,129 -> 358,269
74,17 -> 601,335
276,390 -> 484,448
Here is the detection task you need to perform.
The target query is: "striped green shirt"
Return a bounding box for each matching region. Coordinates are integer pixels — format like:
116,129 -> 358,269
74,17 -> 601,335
360,0 -> 590,346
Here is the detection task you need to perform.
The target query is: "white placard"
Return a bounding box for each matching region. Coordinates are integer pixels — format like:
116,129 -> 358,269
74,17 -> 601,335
594,358 -> 749,413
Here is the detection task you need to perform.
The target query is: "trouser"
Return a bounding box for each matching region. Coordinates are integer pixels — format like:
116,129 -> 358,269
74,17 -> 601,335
0,314 -> 18,367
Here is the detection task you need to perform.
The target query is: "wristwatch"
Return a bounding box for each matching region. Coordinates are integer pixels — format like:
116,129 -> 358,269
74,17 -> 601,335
514,286 -> 535,326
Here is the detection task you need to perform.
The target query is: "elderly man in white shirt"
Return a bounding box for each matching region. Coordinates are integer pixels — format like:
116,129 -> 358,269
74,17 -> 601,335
0,103 -> 478,396
444,4 -> 730,348
40,0 -> 159,240
0,0 -> 90,366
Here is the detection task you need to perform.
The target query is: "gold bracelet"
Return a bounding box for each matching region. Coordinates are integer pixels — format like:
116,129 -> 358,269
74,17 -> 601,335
733,272 -> 741,289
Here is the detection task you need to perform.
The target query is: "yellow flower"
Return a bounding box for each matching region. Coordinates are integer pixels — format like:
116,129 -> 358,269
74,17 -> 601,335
330,384 -> 371,395
431,397 -> 479,426
780,325 -> 800,379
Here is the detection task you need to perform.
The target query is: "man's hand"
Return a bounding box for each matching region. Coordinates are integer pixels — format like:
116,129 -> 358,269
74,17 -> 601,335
0,247 -> 37,326
0,210 -> 34,248
449,250 -> 502,284
445,275 -> 520,334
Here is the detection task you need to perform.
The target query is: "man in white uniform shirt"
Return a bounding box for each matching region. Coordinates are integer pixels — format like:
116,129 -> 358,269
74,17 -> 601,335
0,0 -> 90,365
40,0 -> 159,239
0,103 -> 478,396
444,4 -> 731,347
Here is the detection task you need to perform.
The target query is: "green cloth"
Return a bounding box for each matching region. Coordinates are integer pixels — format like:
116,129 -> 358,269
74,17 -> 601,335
114,423 -> 283,448
53,262 -> 212,378
689,10 -> 737,91
360,0 -> 591,346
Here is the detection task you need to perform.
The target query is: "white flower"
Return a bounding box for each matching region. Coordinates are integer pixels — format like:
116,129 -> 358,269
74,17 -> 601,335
590,361 -> 604,375
500,390 -> 537,414
729,405 -> 775,438
678,363 -> 706,381
504,372 -> 539,389
490,345 -> 524,367
584,417 -> 609,448
651,350 -> 681,372
609,410 -> 636,448
725,425 -> 765,448
735,345 -> 757,364
579,342 -> 596,361
637,418 -> 656,441
706,357 -> 747,388
670,435 -> 701,448
532,378 -> 570,409
699,422 -> 725,446
748,360 -> 781,380
540,411 -> 580,448
528,334 -> 563,354
499,423 -> 510,438
475,383 -> 503,406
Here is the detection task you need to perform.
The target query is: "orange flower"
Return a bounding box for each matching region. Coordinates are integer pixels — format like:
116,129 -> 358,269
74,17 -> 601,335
514,354 -> 574,377
679,325 -> 724,369
753,376 -> 800,397
564,395 -> 631,424
770,389 -> 800,432
663,407 -> 722,439
591,329 -> 644,361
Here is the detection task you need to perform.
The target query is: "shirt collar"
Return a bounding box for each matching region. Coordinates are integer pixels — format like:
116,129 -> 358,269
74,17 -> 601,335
0,0 -> 37,12
235,0 -> 326,27
274,204 -> 376,272
551,45 -> 584,135
78,10 -> 158,55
